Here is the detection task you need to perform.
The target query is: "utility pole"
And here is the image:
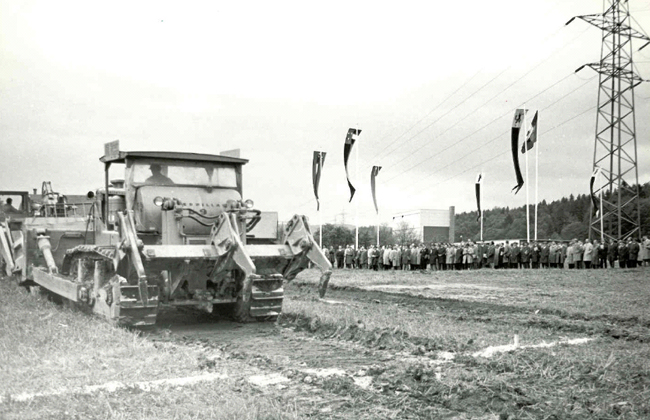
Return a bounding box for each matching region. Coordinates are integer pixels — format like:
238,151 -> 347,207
568,1 -> 649,241
335,210 -> 347,225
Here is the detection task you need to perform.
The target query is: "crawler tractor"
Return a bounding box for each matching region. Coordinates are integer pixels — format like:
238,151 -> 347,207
0,141 -> 332,326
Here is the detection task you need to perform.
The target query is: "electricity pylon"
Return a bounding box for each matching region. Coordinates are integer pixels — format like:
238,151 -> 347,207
568,0 -> 649,241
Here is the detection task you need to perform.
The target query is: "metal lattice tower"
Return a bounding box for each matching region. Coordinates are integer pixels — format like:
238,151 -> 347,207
568,0 -> 649,241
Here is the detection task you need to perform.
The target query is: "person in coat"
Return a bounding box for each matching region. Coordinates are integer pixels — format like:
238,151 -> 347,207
392,246 -> 401,270
591,240 -> 600,268
607,239 -> 618,268
520,242 -> 530,269
573,241 -> 584,269
583,239 -> 594,269
344,245 -> 354,269
540,242 -> 550,268
359,246 -> 368,269
495,243 -> 504,268
455,244 -> 463,270
384,246 -> 392,270
430,245 -> 439,271
597,240 -> 608,269
335,246 -> 345,269
421,245 -> 430,270
618,241 -> 629,268
487,242 -> 496,269
641,236 -> 650,267
503,241 -> 511,268
548,242 -> 558,268
566,241 -> 574,269
628,238 -> 639,268
531,242 -> 540,269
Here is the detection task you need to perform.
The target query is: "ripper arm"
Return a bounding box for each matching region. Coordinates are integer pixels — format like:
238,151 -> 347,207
117,211 -> 151,307
209,212 -> 256,301
281,215 -> 333,298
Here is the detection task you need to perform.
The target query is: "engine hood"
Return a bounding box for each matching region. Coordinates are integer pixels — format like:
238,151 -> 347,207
135,186 -> 241,235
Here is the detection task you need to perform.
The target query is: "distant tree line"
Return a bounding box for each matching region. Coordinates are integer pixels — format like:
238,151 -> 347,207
313,183 -> 650,248
455,182 -> 650,241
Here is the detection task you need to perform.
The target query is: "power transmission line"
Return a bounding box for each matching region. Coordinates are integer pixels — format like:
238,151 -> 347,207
373,27 -> 592,180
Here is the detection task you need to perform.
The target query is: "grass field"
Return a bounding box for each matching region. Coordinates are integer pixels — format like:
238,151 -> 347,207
1,266 -> 649,419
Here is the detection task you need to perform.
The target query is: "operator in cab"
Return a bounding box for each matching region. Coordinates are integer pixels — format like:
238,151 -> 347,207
145,164 -> 174,185
1,198 -> 22,214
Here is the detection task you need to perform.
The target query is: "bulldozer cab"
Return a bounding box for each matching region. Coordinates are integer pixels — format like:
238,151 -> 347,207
0,191 -> 33,220
98,141 -> 249,242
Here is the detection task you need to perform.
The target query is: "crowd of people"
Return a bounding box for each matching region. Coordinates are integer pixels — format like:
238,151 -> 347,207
325,236 -> 650,271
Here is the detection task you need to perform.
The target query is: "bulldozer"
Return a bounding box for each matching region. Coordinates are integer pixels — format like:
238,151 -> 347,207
0,141 -> 332,326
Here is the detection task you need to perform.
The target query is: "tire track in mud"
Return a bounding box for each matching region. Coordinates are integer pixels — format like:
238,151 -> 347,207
292,284 -> 650,343
144,289 -> 635,420
147,308 -> 465,419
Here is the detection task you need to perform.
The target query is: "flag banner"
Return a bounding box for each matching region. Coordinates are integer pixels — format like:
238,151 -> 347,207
521,110 -> 538,154
312,151 -> 326,211
371,166 -> 382,214
475,173 -> 482,222
511,108 -> 527,194
590,167 -> 600,216
344,128 -> 361,202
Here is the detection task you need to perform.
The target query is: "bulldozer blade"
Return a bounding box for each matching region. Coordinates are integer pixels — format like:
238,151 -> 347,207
118,284 -> 159,326
93,279 -> 158,327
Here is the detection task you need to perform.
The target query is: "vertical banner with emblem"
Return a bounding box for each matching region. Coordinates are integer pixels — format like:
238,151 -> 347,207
521,111 -> 538,154
371,166 -> 382,214
590,167 -> 601,216
344,128 -> 361,202
511,109 -> 527,194
312,151 -> 326,210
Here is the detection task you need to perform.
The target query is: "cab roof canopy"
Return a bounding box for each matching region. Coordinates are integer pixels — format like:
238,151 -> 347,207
99,151 -> 248,165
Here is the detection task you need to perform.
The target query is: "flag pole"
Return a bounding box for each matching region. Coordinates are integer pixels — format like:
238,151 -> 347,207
376,213 -> 380,247
598,169 -> 604,242
355,127 -> 359,249
319,152 -> 324,249
534,112 -> 539,241
524,107 -> 530,243
478,171 -> 485,242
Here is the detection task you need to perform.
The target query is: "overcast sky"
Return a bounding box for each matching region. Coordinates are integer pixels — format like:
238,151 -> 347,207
1,0 -> 649,226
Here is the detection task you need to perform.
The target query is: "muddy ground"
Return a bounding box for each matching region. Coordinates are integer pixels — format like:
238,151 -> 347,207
140,273 -> 650,420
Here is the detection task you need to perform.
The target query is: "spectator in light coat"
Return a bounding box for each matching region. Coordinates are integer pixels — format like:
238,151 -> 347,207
548,243 -> 558,268
566,242 -> 575,269
591,240 -> 600,268
641,236 -> 650,267
573,240 -> 584,269
583,239 -> 594,269
344,245 -> 354,269
391,246 -> 401,270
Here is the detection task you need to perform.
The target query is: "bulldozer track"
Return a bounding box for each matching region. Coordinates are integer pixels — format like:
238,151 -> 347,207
61,245 -> 116,276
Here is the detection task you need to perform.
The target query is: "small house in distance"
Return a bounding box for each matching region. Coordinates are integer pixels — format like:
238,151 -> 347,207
391,207 -> 455,243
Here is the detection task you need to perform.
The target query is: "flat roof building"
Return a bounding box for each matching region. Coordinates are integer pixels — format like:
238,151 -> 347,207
391,207 -> 455,244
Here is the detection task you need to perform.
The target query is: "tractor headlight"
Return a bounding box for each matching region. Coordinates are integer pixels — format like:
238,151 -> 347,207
244,199 -> 254,209
153,196 -> 164,207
